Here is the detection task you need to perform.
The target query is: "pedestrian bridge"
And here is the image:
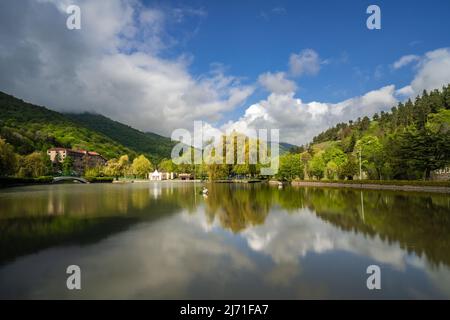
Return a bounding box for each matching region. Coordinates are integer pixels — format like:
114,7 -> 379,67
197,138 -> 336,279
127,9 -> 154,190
53,176 -> 89,184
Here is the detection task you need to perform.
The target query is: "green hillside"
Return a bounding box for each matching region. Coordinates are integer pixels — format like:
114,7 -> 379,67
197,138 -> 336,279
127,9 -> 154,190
279,142 -> 298,154
0,91 -> 135,159
65,113 -> 175,163
292,84 -> 450,180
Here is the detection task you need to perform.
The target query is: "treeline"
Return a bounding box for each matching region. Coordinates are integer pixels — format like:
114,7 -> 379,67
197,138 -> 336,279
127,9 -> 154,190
171,85 -> 450,182
282,84 -> 450,181
0,137 -> 155,180
312,85 -> 450,144
93,154 -> 153,179
156,138 -> 265,181
0,138 -> 53,178
2,86 -> 449,182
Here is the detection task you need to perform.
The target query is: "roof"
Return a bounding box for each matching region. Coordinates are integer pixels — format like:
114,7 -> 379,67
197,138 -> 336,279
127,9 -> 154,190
47,147 -> 69,151
47,148 -> 105,159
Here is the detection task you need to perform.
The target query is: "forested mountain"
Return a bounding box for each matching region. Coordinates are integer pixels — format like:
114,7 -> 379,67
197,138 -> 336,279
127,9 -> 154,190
292,84 -> 450,180
0,92 -> 134,159
66,113 -> 175,163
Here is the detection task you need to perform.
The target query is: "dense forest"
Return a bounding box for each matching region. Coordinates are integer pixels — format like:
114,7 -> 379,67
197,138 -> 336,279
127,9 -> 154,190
285,84 -> 450,180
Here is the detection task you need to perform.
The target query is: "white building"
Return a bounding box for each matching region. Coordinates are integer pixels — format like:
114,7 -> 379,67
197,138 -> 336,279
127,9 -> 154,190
149,170 -> 174,181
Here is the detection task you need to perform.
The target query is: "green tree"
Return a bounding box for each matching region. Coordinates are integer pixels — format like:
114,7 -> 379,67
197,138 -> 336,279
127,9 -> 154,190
394,109 -> 450,179
308,152 -> 326,180
344,133 -> 357,153
355,135 -> 384,179
158,158 -> 177,172
233,163 -> 250,176
325,161 -> 339,180
62,155 -> 74,176
277,153 -> 304,181
0,137 -> 17,176
338,155 -> 358,180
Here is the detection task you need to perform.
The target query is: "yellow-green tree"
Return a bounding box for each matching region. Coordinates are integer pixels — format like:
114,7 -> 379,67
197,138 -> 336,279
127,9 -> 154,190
18,152 -> 50,178
104,158 -> 120,178
104,154 -> 131,178
158,158 -> 177,172
84,166 -> 103,178
118,155 -> 130,175
131,155 -> 153,178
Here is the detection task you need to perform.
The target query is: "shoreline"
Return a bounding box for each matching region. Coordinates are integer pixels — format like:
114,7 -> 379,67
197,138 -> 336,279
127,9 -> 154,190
2,178 -> 449,194
290,181 -> 450,193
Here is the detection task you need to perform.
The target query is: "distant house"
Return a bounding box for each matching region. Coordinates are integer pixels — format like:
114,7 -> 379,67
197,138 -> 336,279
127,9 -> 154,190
149,170 -> 174,181
431,166 -> 450,181
178,173 -> 193,180
47,148 -> 107,174
83,151 -> 107,168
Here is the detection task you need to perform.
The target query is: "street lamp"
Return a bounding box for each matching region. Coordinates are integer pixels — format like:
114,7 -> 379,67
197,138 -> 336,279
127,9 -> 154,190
359,146 -> 362,180
358,140 -> 372,180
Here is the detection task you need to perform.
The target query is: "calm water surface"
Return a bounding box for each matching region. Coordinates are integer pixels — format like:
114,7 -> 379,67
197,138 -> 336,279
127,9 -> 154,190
0,182 -> 450,299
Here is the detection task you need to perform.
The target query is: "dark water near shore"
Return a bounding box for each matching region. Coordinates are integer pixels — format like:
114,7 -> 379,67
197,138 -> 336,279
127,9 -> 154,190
0,182 -> 450,299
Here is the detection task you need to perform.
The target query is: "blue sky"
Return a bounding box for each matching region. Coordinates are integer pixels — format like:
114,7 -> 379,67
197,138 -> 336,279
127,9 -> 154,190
1,0 -> 450,144
138,0 -> 450,130
161,0 -> 450,101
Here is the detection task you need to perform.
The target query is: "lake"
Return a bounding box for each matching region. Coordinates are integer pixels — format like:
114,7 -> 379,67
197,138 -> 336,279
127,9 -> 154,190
0,182 -> 450,299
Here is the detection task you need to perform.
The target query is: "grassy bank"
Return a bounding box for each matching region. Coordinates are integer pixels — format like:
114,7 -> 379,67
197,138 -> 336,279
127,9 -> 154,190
0,176 -> 53,188
84,177 -> 114,183
214,179 -> 263,184
291,179 -> 450,193
0,176 -> 114,188
294,179 -> 450,187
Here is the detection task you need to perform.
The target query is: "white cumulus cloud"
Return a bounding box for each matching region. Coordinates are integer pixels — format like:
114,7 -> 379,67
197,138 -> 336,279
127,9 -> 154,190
223,85 -> 397,145
408,48 -> 450,95
393,54 -> 420,69
258,72 -> 297,94
289,49 -> 322,77
0,0 -> 253,136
